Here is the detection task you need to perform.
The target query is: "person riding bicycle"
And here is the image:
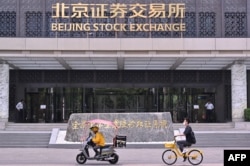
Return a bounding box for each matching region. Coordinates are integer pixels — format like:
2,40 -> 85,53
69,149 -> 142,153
88,126 -> 106,157
176,118 -> 194,162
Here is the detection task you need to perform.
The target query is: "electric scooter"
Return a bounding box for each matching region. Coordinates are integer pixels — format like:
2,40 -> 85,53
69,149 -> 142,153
76,134 -> 119,164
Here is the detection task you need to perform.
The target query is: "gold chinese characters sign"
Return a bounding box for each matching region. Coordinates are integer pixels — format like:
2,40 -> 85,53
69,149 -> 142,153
51,3 -> 186,32
70,119 -> 168,130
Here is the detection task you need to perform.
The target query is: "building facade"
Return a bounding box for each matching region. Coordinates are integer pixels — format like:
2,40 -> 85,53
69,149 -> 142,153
0,0 -> 250,123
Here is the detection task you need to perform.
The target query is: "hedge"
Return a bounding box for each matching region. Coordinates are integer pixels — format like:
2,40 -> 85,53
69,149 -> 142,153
244,108 -> 250,121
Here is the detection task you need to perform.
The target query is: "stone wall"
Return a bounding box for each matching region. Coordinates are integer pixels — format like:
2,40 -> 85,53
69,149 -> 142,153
65,112 -> 174,143
0,64 -> 9,122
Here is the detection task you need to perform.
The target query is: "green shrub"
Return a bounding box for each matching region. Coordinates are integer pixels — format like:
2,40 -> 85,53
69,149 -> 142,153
244,108 -> 250,121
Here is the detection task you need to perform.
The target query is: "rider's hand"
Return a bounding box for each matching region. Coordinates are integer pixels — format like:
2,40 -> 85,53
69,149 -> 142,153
175,134 -> 184,137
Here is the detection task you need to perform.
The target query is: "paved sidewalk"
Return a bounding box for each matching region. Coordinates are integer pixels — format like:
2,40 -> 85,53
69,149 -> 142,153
1,147 -> 249,166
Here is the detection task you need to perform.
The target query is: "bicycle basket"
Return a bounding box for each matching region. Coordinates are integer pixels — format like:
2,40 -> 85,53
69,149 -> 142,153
165,141 -> 175,148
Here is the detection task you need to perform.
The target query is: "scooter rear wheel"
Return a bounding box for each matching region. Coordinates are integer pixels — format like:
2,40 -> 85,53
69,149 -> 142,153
108,153 -> 119,164
76,153 -> 87,164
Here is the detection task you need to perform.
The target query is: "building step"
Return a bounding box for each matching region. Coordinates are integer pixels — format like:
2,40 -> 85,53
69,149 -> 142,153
52,132 -> 250,148
4,123 -> 68,131
1,124 -> 249,148
194,133 -> 250,147
3,122 -> 235,131
173,122 -> 235,131
0,133 -> 51,148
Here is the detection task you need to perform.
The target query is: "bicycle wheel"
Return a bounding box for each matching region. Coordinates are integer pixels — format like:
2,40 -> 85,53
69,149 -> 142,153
187,149 -> 203,165
162,149 -> 177,165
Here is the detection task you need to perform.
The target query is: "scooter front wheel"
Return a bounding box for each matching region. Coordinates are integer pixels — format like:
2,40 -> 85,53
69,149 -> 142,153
108,153 -> 119,164
76,153 -> 87,164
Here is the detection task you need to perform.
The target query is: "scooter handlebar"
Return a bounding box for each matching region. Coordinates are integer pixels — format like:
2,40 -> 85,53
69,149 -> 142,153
86,136 -> 92,142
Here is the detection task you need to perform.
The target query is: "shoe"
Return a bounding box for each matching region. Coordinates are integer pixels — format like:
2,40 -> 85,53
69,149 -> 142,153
94,153 -> 100,157
182,151 -> 187,162
183,155 -> 187,162
183,152 -> 187,162
182,149 -> 188,153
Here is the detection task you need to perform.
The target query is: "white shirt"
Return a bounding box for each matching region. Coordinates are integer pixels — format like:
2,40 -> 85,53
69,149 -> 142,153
16,102 -> 23,110
205,103 -> 214,110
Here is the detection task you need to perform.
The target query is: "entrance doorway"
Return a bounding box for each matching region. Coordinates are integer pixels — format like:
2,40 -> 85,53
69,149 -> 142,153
25,87 -> 84,123
26,88 -> 52,123
159,87 -> 215,123
24,87 -> 215,123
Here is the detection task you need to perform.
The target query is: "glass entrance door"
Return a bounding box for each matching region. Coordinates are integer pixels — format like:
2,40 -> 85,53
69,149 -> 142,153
25,87 -> 216,123
159,87 -> 215,123
26,87 -> 85,123
26,88 -> 52,123
93,88 -> 150,113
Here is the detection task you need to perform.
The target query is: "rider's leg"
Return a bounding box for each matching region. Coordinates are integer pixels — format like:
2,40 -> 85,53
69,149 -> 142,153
177,141 -> 187,161
87,140 -> 99,156
99,146 -> 103,155
177,140 -> 185,152
84,146 -> 90,157
93,148 -> 99,156
93,146 -> 101,156
182,142 -> 192,162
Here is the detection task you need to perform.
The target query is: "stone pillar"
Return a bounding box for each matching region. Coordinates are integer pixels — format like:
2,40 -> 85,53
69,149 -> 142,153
0,64 -> 9,122
231,63 -> 247,122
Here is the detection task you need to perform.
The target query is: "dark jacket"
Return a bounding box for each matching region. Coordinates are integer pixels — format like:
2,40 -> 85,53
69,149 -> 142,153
184,125 -> 193,144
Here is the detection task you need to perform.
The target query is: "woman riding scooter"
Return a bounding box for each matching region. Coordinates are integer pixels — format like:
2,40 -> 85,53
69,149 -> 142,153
76,119 -> 119,164
88,126 -> 106,157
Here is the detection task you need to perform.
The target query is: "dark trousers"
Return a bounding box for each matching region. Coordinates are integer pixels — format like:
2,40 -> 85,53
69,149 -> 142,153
16,109 -> 24,122
16,109 -> 27,122
206,109 -> 213,122
87,140 -> 102,155
177,140 -> 191,152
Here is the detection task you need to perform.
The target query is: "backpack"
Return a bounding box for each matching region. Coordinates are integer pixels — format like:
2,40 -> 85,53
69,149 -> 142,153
190,131 -> 196,144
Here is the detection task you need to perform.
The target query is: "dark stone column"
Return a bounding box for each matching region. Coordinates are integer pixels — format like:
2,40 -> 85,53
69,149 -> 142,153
215,84 -> 225,122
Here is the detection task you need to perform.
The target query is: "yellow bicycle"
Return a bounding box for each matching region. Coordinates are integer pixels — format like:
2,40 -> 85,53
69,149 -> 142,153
162,137 -> 203,165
